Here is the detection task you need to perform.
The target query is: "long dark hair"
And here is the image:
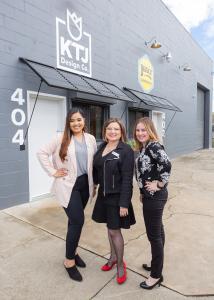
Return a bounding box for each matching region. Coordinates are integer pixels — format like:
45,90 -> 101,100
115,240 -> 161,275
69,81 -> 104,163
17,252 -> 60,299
59,108 -> 86,161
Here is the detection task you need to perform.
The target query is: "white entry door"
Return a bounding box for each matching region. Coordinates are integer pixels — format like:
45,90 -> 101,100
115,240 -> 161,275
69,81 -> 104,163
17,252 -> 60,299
28,92 -> 66,201
152,111 -> 165,143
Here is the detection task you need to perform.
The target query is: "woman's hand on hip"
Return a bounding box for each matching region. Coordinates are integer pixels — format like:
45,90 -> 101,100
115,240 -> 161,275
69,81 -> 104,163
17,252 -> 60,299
120,207 -> 128,217
145,180 -> 160,192
53,168 -> 68,178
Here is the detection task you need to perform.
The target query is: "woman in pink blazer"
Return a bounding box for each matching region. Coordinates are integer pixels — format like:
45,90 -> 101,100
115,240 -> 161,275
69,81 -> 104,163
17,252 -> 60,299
37,108 -> 97,282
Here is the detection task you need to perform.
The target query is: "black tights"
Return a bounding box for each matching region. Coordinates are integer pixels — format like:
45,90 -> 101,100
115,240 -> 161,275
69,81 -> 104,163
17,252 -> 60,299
107,228 -> 124,276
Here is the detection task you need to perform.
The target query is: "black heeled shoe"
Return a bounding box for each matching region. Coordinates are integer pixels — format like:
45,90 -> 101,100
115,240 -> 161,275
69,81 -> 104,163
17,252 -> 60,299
64,265 -> 83,281
75,254 -> 86,268
142,264 -> 151,271
140,275 -> 163,289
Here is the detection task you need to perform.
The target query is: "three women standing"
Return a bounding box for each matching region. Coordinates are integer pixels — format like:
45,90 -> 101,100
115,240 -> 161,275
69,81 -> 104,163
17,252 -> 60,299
37,108 -> 97,282
134,117 -> 171,289
92,118 -> 136,284
38,111 -> 171,288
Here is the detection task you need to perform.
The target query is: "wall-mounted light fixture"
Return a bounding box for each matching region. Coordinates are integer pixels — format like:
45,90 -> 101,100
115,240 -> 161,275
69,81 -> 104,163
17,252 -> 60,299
162,52 -> 172,62
179,63 -> 192,71
145,36 -> 162,49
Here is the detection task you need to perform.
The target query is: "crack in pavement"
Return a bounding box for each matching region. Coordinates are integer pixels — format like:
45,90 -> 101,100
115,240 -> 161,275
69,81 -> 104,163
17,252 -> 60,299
89,275 -> 116,300
89,266 -> 214,298
124,231 -> 147,246
102,231 -> 148,258
99,208 -> 213,255
167,206 -> 214,218
168,211 -> 214,218
1,211 -> 108,261
2,209 -> 214,298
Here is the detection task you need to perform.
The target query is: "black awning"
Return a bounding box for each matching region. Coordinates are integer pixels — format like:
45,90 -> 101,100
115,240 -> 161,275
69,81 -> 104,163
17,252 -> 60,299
20,58 -> 134,103
123,87 -> 182,112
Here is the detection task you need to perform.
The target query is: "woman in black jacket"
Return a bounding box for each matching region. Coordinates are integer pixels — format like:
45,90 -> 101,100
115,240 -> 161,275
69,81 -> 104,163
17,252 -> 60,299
134,117 -> 171,290
92,118 -> 136,284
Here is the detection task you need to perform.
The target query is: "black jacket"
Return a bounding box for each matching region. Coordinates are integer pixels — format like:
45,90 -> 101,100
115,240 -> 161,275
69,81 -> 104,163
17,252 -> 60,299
93,141 -> 134,208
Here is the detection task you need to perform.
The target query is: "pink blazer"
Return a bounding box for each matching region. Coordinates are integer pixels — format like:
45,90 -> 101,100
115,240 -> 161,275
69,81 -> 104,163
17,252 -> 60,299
37,132 -> 97,208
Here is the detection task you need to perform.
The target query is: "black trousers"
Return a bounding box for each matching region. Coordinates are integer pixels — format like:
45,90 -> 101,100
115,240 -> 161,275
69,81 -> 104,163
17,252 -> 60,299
64,174 -> 89,259
143,191 -> 167,278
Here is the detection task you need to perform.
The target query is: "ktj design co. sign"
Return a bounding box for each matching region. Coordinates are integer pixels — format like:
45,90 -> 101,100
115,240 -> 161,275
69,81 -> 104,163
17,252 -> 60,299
56,9 -> 92,77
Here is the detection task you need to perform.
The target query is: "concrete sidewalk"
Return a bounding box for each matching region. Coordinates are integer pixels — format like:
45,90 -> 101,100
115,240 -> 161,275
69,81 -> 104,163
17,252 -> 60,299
1,149 -> 214,300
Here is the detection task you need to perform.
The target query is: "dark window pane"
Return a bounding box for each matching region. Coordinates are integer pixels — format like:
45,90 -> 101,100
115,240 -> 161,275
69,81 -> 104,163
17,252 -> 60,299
72,102 -> 107,140
90,105 -> 104,140
128,110 -> 149,138
128,110 -> 136,138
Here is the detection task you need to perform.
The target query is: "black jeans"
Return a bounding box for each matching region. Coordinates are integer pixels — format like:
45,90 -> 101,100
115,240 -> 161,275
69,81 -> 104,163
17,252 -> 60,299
143,191 -> 167,278
64,174 -> 89,259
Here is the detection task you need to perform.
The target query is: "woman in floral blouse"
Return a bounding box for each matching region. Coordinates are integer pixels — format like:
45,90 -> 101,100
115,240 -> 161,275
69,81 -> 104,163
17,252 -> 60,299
134,117 -> 171,290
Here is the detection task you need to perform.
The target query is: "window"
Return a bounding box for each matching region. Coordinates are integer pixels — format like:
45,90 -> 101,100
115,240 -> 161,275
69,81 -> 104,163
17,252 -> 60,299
72,102 -> 109,140
128,109 -> 149,138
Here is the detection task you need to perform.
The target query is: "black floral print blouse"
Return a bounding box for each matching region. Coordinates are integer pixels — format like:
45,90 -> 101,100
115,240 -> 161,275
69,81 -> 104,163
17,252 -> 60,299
135,141 -> 171,196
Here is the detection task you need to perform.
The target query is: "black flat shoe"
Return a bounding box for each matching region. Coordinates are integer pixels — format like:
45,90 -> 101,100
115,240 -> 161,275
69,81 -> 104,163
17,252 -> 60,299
75,254 -> 86,268
142,264 -> 151,271
140,275 -> 163,290
64,265 -> 83,281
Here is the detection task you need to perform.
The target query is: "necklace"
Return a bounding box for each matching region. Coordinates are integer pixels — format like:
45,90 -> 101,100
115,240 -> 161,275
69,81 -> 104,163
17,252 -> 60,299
102,142 -> 118,156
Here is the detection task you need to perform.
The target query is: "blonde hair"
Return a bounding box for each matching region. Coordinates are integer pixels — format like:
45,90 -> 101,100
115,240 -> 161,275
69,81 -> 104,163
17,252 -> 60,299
133,117 -> 159,150
102,118 -> 127,142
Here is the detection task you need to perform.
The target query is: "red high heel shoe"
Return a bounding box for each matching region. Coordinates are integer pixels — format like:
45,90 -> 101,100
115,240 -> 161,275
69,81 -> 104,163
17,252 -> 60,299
101,260 -> 117,271
117,262 -> 127,284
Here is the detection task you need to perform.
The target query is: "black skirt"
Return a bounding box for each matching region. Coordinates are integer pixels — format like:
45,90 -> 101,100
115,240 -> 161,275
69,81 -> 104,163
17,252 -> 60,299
92,189 -> 136,230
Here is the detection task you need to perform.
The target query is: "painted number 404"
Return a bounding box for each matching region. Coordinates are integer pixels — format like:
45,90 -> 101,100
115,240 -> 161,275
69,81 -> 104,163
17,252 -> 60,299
11,88 -> 26,145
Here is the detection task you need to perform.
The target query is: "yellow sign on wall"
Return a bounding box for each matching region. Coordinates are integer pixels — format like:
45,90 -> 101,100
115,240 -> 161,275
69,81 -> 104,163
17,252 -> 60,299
138,55 -> 154,93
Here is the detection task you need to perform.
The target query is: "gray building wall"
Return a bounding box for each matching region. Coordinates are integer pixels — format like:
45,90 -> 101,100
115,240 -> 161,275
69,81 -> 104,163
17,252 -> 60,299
0,0 -> 213,209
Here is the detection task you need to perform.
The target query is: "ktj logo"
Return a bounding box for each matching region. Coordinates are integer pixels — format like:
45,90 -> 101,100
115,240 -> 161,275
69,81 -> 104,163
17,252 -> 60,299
56,9 -> 92,77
